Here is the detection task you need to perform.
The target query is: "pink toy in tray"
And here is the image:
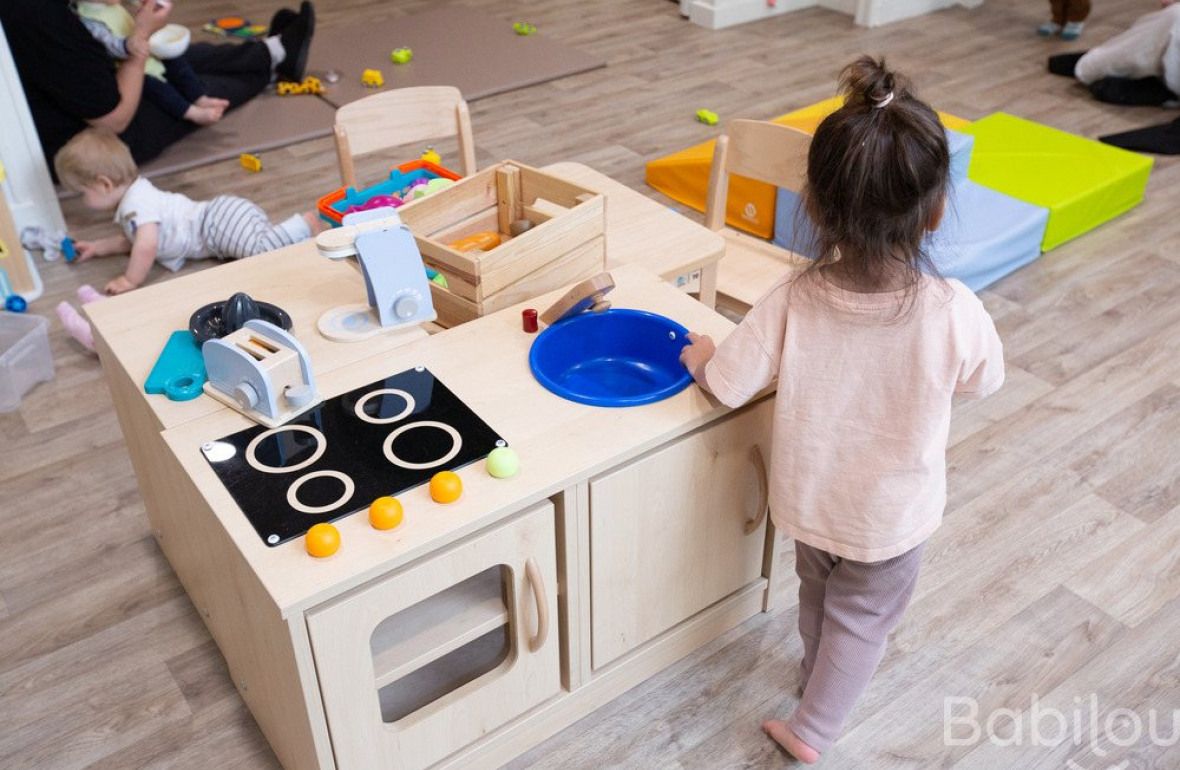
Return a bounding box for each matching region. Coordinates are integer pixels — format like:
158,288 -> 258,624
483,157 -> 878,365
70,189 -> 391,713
345,194 -> 403,214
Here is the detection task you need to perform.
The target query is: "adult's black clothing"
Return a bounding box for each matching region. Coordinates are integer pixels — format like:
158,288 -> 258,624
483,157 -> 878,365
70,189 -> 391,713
0,0 -> 270,172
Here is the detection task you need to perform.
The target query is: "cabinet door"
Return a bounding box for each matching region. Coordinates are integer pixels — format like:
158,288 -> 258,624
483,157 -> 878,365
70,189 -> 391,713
589,400 -> 772,669
307,501 -> 560,770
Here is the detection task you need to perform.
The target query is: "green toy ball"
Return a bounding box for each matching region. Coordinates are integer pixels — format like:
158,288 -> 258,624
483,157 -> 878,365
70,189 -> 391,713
391,47 -> 413,64
486,447 -> 520,479
513,22 -> 537,36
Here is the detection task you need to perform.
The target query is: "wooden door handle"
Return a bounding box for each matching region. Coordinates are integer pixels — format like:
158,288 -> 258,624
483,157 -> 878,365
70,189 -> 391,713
744,444 -> 770,535
524,557 -> 549,653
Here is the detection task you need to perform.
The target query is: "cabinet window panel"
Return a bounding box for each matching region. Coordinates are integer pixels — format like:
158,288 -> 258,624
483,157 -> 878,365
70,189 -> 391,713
368,565 -> 514,724
378,625 -> 512,723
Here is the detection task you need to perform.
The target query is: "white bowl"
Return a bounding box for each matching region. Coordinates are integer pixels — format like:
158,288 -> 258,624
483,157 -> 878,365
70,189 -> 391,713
149,24 -> 191,60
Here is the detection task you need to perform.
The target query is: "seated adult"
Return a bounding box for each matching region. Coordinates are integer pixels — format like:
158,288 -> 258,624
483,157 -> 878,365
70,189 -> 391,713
1047,0 -> 1180,106
0,0 -> 315,175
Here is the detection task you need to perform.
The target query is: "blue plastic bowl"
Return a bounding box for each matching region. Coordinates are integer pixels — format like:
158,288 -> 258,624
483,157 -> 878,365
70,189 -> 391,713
528,309 -> 693,407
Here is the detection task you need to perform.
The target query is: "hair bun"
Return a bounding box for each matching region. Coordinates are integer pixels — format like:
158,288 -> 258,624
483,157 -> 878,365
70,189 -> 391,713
840,55 -> 900,109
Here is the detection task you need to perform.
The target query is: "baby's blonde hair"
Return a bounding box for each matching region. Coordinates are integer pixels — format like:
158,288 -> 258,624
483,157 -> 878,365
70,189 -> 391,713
54,129 -> 138,191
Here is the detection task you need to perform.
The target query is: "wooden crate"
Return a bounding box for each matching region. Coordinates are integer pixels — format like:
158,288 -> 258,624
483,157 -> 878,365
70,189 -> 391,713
396,160 -> 606,327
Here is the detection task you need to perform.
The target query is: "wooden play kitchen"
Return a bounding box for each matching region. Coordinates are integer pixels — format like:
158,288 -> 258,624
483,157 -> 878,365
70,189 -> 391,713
86,165 -> 766,770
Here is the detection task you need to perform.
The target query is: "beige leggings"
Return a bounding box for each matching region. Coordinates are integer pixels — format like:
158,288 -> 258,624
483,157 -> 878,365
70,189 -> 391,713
1050,0 -> 1092,24
787,540 -> 925,753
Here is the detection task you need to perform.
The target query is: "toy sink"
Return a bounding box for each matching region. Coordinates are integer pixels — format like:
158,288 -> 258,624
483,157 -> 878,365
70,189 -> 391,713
528,309 -> 693,407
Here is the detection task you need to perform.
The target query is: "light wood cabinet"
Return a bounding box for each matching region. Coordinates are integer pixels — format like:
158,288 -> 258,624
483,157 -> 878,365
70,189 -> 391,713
589,400 -> 773,669
307,501 -> 561,770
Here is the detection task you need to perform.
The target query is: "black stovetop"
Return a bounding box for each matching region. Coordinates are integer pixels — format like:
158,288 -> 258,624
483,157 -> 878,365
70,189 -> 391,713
201,367 -> 504,546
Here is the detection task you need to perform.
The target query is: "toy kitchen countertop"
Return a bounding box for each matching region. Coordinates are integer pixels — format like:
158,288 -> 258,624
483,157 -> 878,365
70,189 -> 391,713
153,263 -> 736,615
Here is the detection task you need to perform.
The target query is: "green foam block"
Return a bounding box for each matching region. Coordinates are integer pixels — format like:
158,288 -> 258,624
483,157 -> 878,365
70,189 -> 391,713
962,113 -> 1153,251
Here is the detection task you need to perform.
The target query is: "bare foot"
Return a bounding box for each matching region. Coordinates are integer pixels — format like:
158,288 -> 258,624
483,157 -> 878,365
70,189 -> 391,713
195,95 -> 230,110
183,104 -> 225,125
762,720 -> 820,764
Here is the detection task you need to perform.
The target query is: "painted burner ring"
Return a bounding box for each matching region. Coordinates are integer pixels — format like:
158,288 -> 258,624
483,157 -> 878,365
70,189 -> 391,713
246,425 -> 326,475
354,388 -> 416,425
286,470 -> 356,515
383,421 -> 463,470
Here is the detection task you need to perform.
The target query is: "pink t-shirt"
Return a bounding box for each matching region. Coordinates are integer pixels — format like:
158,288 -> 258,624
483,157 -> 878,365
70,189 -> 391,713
701,270 -> 1004,562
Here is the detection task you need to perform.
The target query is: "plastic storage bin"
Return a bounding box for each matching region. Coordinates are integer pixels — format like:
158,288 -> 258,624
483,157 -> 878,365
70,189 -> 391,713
0,312 -> 54,412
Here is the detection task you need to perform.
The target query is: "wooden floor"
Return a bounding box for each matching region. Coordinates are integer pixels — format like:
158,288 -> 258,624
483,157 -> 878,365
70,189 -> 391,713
3,0 -> 1179,767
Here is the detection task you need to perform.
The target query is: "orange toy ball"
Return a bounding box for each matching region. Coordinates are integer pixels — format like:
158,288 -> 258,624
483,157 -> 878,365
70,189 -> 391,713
369,496 -> 405,530
429,471 -> 463,503
305,523 -> 341,558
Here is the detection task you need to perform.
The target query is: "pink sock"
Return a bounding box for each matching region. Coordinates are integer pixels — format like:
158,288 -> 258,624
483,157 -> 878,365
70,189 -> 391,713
77,284 -> 103,305
56,301 -> 95,351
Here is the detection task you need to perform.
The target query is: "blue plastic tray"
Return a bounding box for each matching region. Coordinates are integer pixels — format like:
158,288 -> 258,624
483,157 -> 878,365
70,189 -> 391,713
529,309 -> 693,407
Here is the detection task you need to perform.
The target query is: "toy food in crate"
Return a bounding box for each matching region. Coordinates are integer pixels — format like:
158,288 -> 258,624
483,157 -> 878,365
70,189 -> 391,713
317,160 -> 461,227
395,160 -> 606,328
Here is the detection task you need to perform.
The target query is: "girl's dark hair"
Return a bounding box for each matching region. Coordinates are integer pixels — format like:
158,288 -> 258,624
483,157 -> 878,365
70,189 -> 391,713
801,56 -> 949,297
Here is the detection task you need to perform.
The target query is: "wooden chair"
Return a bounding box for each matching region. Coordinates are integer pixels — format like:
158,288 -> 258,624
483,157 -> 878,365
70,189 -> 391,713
705,119 -> 812,313
333,86 -> 477,189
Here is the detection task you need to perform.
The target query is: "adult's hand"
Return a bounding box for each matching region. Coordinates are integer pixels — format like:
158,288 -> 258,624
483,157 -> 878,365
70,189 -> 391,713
87,1 -> 171,134
133,0 -> 171,38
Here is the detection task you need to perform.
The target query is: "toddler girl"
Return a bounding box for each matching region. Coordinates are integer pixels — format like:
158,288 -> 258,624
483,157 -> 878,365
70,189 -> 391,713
1039,0 -> 1090,40
74,0 -> 230,125
680,56 -> 1004,764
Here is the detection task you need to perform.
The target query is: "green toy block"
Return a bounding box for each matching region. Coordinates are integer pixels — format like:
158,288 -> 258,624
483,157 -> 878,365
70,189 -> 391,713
962,113 -> 1153,251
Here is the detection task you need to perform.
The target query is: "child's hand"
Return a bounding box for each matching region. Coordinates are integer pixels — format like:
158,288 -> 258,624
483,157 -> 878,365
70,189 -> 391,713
73,240 -> 102,262
104,275 -> 140,295
680,332 -> 717,380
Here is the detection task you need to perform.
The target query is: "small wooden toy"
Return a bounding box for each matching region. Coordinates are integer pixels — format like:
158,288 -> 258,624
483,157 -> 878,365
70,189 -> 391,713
696,108 -> 719,126
486,447 -> 520,478
391,47 -> 413,64
540,272 -> 615,326
429,471 -> 462,503
276,75 -> 323,95
202,319 -> 320,427
361,68 -> 384,88
513,21 -> 537,35
448,231 -> 501,253
305,523 -> 340,558
509,218 -> 534,236
204,16 -> 266,38
239,153 -> 262,173
368,497 -> 404,530
60,237 -> 77,263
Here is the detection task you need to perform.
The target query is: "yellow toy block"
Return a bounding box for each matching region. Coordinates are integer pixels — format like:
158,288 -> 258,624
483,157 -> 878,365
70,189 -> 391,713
240,153 -> 262,173
645,97 -> 969,238
361,68 -> 384,88
276,76 -> 324,96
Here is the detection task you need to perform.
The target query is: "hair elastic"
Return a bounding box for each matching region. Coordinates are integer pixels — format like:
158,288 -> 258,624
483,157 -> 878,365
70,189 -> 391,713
874,91 -> 895,109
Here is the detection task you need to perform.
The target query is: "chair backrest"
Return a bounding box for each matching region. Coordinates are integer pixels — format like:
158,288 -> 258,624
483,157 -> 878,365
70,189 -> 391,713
333,86 -> 477,188
704,119 -> 810,232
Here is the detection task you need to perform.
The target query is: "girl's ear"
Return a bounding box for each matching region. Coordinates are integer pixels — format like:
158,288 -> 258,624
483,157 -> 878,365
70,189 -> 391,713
926,194 -> 946,232
95,175 -> 115,194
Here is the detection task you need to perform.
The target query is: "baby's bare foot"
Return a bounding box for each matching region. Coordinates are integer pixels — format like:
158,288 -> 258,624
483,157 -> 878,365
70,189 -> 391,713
762,720 -> 820,764
184,104 -> 225,125
195,95 -> 231,110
